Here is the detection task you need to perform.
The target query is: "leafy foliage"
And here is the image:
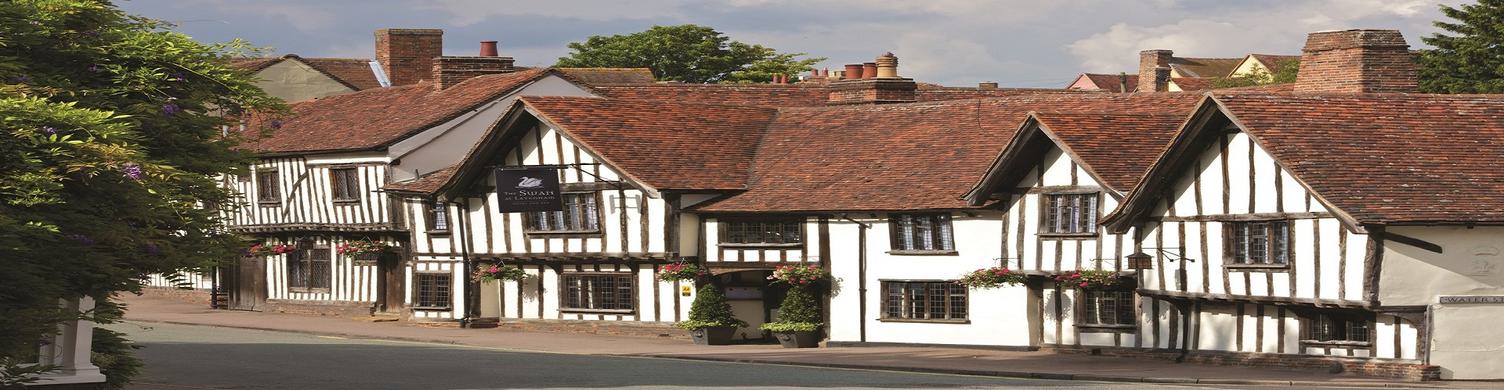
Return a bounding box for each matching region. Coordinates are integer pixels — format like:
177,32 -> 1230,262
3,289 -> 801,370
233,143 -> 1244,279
679,284 -> 746,329
957,266 -> 1026,289
555,24 -> 824,84
0,0 -> 281,385
1419,0 -> 1504,93
1052,270 -> 1125,289
1209,59 -> 1298,89
472,264 -> 527,283
761,285 -> 820,332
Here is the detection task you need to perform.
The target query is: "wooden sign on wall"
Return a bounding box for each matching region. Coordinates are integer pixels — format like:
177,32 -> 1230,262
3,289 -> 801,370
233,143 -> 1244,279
494,167 -> 563,212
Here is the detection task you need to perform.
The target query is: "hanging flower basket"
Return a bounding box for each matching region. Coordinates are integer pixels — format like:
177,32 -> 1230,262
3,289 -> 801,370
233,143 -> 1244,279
337,240 -> 392,260
246,243 -> 292,257
1053,270 -> 1124,289
658,262 -> 706,282
957,266 -> 1026,289
473,264 -> 528,283
768,264 -> 827,287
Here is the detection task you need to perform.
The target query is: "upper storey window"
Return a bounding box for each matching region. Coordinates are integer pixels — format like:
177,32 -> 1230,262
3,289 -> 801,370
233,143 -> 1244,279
1226,220 -> 1290,265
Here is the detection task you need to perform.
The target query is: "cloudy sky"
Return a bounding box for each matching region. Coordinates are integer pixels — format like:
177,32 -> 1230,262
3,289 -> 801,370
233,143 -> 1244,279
120,0 -> 1464,87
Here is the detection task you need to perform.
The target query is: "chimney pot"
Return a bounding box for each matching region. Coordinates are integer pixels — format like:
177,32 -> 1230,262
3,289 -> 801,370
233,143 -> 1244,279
479,41 -> 498,57
862,62 -> 877,80
843,64 -> 864,80
875,52 -> 899,78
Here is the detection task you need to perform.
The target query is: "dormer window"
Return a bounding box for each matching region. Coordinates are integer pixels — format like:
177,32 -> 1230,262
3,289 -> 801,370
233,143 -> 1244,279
1042,193 -> 1098,236
889,213 -> 955,254
1225,220 -> 1290,266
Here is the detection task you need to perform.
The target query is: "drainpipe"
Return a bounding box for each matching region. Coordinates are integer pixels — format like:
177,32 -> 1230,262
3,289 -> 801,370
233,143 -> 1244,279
838,214 -> 871,342
452,197 -> 476,327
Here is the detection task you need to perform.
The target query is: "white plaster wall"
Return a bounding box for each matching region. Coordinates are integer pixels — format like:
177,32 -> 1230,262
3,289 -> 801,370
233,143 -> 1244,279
254,60 -> 357,102
1380,226 -> 1504,306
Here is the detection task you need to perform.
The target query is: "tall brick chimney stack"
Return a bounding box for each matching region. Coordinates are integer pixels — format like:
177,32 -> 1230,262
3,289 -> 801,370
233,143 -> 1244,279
1294,29 -> 1418,93
432,41 -> 516,90
1137,49 -> 1173,92
828,52 -> 916,105
375,28 -> 443,86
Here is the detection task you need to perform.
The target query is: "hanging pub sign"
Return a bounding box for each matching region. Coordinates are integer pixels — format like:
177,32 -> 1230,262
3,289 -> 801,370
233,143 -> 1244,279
494,167 -> 563,212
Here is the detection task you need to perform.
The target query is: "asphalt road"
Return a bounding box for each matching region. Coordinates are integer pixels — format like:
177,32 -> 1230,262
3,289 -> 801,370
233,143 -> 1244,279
107,322 -> 1196,390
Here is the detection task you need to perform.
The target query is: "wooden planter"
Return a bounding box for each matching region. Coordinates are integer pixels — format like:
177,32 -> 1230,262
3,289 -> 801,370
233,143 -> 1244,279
689,326 -> 737,345
773,331 -> 820,348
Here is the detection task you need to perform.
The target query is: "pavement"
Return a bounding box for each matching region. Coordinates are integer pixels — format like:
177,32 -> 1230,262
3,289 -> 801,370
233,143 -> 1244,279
118,294 -> 1473,389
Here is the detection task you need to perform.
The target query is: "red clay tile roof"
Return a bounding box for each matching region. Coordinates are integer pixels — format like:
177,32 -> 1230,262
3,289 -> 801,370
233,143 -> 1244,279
385,164 -> 459,194
239,68 -> 551,154
1033,113 -> 1190,192
1076,73 -> 1139,92
1216,93 -> 1504,224
1171,77 -> 1214,91
298,57 -> 382,90
523,96 -> 780,190
556,68 -> 656,85
696,93 -> 1204,212
592,83 -> 1095,108
594,84 -> 831,107
1170,57 -> 1243,78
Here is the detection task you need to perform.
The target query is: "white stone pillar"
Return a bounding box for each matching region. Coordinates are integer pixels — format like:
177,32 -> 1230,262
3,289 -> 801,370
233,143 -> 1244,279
32,297 -> 107,385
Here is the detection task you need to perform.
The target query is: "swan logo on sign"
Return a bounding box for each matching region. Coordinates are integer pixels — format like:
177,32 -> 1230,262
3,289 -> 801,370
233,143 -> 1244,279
494,167 -> 563,212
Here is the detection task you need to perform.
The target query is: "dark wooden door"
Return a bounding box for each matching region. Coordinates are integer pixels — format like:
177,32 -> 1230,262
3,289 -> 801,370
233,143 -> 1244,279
229,255 -> 266,311
377,254 -> 405,313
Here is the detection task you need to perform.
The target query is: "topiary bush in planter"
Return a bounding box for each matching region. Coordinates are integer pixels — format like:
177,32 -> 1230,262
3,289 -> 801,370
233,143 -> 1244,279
761,284 -> 822,348
676,284 -> 746,345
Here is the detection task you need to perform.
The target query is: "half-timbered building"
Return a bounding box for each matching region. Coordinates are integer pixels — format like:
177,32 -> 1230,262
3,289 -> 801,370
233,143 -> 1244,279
962,111 -> 1193,350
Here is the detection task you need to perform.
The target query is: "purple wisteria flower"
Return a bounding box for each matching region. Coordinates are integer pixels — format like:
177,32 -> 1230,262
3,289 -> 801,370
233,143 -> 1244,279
161,103 -> 181,116
122,163 -> 143,181
142,243 -> 161,255
41,126 -> 57,135
171,72 -> 187,82
88,64 -> 101,72
11,75 -> 29,83
269,119 -> 283,129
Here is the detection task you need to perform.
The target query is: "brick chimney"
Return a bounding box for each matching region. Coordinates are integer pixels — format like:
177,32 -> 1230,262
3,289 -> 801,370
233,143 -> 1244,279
828,52 -> 916,105
432,41 -> 516,90
1294,29 -> 1418,93
1137,49 -> 1173,92
375,28 -> 443,86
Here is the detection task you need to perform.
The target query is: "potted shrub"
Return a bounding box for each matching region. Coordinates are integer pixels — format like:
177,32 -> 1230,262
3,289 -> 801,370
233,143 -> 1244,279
676,284 -> 746,345
760,264 -> 826,348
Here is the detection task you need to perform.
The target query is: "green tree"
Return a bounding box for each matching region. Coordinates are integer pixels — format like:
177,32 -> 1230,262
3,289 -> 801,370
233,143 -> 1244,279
555,24 -> 825,84
1210,58 -> 1299,89
0,0 -> 280,386
1419,0 -> 1504,93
